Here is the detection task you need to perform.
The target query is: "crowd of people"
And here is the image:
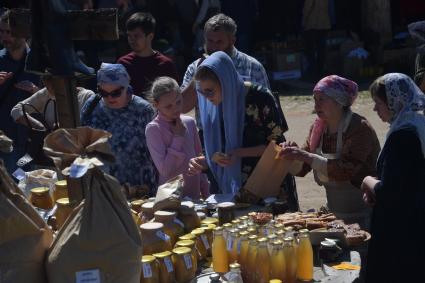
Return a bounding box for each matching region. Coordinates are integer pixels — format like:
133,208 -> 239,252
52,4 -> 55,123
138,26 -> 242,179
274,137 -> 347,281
1,3 -> 425,282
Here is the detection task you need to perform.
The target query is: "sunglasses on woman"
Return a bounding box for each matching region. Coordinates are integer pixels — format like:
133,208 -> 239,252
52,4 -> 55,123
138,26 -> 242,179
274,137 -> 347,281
195,82 -> 215,98
97,87 -> 124,98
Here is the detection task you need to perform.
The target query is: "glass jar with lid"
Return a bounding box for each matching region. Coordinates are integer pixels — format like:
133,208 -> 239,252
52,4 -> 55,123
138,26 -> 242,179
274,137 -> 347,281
140,222 -> 172,255
172,247 -> 196,283
217,202 -> 235,225
54,197 -> 73,230
191,228 -> 209,260
152,251 -> 175,283
201,217 -> 219,226
154,210 -> 184,246
140,202 -> 154,223
29,187 -> 54,210
130,199 -> 146,214
177,201 -> 201,232
141,255 -> 159,283
175,239 -> 198,268
200,223 -> 216,256
53,180 -> 68,201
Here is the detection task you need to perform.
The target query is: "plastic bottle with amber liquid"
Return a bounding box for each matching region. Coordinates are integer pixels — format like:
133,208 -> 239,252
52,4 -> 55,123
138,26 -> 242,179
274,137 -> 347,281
152,251 -> 176,283
141,255 -> 160,283
226,262 -> 243,283
212,226 -> 229,273
267,234 -> 278,254
227,229 -> 239,264
255,237 -> 271,283
283,236 -> 298,283
270,240 -> 286,282
237,230 -> 250,275
245,235 -> 258,283
172,247 -> 196,283
296,229 -> 314,281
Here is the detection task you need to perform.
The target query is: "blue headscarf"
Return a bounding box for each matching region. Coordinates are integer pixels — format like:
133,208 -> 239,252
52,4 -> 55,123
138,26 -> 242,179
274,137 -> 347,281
197,51 -> 246,194
97,63 -> 130,89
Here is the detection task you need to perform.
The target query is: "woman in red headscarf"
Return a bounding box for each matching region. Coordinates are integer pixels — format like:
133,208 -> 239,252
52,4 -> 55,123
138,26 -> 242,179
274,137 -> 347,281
279,75 -> 381,229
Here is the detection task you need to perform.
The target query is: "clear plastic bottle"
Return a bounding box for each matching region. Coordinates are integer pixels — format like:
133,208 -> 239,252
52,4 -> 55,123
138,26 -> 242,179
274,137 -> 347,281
226,262 -> 244,283
212,227 -> 229,273
283,237 -> 298,283
270,240 -> 285,281
256,237 -> 271,283
246,235 -> 258,283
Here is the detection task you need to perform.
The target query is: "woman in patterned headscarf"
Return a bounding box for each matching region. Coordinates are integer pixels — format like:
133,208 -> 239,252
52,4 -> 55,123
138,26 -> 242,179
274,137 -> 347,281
279,75 -> 381,229
362,73 -> 425,283
80,63 -> 158,197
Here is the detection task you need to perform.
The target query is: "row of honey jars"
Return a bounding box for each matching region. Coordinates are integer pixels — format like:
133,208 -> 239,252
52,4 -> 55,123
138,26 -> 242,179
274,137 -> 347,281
140,222 -> 172,255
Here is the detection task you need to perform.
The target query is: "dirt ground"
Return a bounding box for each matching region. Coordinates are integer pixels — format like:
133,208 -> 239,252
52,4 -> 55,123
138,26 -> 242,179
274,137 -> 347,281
280,93 -> 388,211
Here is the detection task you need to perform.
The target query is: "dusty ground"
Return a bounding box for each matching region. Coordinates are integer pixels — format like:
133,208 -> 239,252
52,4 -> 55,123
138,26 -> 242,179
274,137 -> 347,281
280,92 -> 388,211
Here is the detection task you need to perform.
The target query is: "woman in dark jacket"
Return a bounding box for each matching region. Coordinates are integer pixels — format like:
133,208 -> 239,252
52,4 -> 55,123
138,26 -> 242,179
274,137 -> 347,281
362,73 -> 425,283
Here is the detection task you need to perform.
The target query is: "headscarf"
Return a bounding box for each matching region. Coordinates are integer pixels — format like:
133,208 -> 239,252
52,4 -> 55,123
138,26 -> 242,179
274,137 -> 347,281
408,21 -> 425,84
382,73 -> 425,157
309,75 -> 358,152
97,63 -> 130,89
197,51 -> 246,194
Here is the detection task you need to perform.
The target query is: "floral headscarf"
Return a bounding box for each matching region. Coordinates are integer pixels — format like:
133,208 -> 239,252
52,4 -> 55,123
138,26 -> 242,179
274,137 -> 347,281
382,73 -> 425,157
97,63 -> 130,89
309,75 -> 358,151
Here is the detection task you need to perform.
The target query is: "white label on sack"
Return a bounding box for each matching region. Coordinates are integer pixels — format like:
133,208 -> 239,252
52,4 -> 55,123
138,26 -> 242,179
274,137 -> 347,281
227,237 -> 233,251
69,163 -> 89,178
174,218 -> 184,227
12,168 -> 26,181
201,234 -> 210,249
237,240 -> 242,254
75,269 -> 101,283
142,263 -> 152,278
184,254 -> 192,269
164,257 -> 174,272
156,230 -> 170,241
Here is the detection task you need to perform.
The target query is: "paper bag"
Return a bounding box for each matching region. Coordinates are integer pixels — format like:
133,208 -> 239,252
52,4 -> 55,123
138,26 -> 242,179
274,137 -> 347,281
0,160 -> 53,283
244,140 -> 294,198
153,175 -> 183,212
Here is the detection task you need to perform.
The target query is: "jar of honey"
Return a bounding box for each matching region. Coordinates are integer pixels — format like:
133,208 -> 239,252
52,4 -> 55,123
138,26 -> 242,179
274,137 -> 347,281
55,197 -> 73,230
154,210 -> 184,246
53,180 -> 68,201
130,199 -> 146,213
140,202 -> 154,223
29,187 -> 54,210
175,239 -> 198,268
191,228 -> 209,260
152,251 -> 175,283
217,202 -> 235,225
172,247 -> 196,283
140,222 -> 172,255
177,201 -> 201,232
200,223 -> 216,256
201,217 -> 219,226
141,255 -> 159,283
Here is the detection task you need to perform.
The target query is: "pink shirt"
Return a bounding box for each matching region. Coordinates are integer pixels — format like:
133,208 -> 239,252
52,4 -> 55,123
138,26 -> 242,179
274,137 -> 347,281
145,114 -> 209,199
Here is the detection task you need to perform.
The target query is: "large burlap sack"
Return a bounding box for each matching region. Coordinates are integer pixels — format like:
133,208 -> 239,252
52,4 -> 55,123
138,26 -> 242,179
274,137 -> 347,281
0,160 -> 53,283
44,128 -> 142,283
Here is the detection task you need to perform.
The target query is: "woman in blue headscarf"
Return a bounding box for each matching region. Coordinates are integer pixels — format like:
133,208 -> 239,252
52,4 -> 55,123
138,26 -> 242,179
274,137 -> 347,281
188,51 -> 299,210
80,63 -> 158,197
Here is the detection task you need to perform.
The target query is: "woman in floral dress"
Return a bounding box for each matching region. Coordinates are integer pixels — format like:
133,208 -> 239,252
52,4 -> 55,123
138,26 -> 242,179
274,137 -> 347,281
188,51 -> 298,210
80,63 -> 157,196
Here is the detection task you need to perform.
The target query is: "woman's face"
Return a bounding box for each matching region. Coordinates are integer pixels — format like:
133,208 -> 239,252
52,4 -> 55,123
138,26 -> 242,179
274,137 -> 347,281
154,90 -> 182,121
313,91 -> 343,122
197,79 -> 222,105
372,95 -> 392,123
98,83 -> 129,109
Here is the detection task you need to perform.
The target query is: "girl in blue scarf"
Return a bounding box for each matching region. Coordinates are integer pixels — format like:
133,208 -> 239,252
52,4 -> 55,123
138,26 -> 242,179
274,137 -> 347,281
188,51 -> 299,210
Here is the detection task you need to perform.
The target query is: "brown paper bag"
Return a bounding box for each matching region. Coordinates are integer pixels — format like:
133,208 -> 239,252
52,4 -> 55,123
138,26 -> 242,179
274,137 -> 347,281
244,140 -> 294,199
0,161 -> 53,283
153,175 -> 183,212
44,128 -> 142,283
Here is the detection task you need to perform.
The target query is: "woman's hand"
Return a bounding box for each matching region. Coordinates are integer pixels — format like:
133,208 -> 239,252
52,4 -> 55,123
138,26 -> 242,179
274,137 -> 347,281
361,176 -> 378,206
15,80 -> 39,94
216,152 -> 238,167
280,141 -> 299,148
171,118 -> 186,136
279,146 -> 313,164
188,155 -> 208,176
0,71 -> 12,85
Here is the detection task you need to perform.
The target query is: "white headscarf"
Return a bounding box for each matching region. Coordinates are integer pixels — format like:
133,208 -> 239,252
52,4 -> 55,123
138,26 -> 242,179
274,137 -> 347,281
383,73 -> 425,157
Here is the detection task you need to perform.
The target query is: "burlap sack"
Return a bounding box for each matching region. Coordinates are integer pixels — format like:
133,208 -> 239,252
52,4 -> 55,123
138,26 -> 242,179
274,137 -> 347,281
153,175 -> 183,212
0,161 -> 53,283
44,128 -> 142,283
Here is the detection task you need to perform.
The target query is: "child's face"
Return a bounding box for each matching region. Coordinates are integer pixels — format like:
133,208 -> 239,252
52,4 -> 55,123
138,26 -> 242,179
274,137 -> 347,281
154,91 -> 183,121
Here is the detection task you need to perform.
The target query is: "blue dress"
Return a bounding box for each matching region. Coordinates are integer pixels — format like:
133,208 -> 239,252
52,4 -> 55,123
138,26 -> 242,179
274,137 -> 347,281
81,95 -> 158,193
